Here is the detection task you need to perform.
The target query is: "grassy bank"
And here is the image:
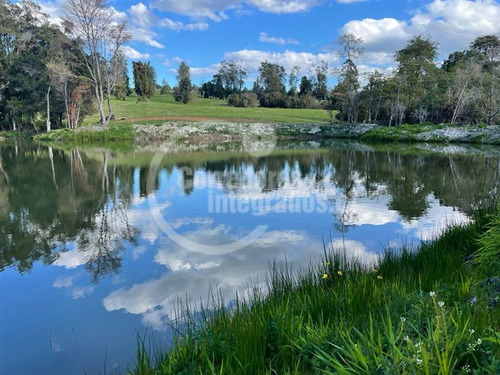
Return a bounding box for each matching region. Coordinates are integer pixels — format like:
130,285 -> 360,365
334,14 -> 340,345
32,122 -> 500,145
33,123 -> 134,142
131,211 -> 500,375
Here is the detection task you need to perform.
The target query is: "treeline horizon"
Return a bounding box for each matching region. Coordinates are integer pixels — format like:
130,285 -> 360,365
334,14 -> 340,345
1,0 -> 499,133
175,33 -> 500,126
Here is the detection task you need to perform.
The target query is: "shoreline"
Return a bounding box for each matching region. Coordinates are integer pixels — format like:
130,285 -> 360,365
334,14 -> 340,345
129,209 -> 500,374
27,122 -> 500,145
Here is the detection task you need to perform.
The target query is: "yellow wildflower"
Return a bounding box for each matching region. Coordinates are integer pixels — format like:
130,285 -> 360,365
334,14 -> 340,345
377,275 -> 383,280
337,270 -> 343,276
323,273 -> 329,279
373,269 -> 379,273
326,262 -> 331,266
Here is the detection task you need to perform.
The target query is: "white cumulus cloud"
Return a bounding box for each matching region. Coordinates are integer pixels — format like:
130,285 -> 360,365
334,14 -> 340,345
122,46 -> 151,60
341,0 -> 500,64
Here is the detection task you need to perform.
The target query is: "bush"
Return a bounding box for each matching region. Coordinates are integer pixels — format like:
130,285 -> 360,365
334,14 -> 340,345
227,93 -> 242,107
228,93 -> 258,108
285,95 -> 302,109
259,92 -> 287,108
299,94 -> 322,109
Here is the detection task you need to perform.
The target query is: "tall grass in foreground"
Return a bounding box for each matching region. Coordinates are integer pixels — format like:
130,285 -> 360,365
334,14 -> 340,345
131,211 -> 500,375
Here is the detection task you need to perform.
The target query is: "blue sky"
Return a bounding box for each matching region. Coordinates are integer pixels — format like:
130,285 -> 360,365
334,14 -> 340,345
37,0 -> 500,85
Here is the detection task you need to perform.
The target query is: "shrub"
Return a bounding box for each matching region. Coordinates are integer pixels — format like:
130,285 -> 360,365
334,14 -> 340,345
299,94 -> 322,109
228,93 -> 258,108
227,93 -> 242,107
259,92 -> 287,108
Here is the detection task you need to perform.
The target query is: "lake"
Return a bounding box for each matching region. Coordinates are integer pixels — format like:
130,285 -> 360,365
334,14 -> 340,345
0,139 -> 498,375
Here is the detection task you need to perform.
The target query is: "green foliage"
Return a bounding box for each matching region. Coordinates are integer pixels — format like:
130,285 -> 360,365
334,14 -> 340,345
0,1 -> 68,130
160,79 -> 171,95
311,61 -> 329,100
133,61 -> 156,101
471,211 -> 500,271
0,130 -> 31,139
255,61 -> 287,108
299,76 -> 313,96
34,123 -> 133,142
227,92 -> 258,108
174,61 -> 192,104
114,66 -> 132,100
218,60 -> 247,98
129,212 -> 500,374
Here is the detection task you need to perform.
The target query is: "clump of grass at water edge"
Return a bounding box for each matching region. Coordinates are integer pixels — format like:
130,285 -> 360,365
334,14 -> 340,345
130,210 -> 500,375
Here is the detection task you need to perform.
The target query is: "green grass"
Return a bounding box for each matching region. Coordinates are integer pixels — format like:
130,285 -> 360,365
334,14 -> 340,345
360,123 -> 446,143
85,94 -> 331,125
130,210 -> 500,375
0,130 -> 33,139
33,123 -> 134,142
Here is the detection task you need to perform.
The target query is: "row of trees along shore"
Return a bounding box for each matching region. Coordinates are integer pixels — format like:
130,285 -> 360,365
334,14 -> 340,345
1,0 -> 499,133
195,33 -> 500,126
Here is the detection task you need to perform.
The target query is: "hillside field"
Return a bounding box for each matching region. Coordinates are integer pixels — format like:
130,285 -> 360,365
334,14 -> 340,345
85,93 -> 332,125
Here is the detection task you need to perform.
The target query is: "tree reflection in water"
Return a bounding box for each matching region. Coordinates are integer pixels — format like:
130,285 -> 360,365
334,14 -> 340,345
0,142 -> 139,282
0,140 -> 498,282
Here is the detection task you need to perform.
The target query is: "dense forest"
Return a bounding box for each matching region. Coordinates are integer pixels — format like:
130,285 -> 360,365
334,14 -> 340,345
1,0 -> 499,133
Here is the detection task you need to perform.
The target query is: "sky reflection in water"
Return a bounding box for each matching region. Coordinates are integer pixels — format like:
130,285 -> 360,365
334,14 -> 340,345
0,140 -> 498,375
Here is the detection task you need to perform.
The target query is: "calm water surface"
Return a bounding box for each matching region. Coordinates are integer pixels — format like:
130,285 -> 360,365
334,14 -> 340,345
0,140 -> 499,374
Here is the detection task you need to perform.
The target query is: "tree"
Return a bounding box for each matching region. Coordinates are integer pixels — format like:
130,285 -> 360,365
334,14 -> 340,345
449,62 -> 481,124
0,1 -> 74,131
258,61 -> 286,94
217,60 -> 247,98
470,35 -> 500,125
132,61 -> 155,100
64,0 -> 130,125
310,61 -> 328,100
288,65 -> 300,96
256,61 -> 286,107
113,67 -> 130,100
333,33 -> 365,123
299,76 -> 313,96
360,70 -> 386,123
174,61 -> 192,104
160,79 -> 171,95
46,29 -> 96,129
395,36 -> 440,123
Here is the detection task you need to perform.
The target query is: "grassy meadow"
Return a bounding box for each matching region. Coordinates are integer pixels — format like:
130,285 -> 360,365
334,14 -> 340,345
85,93 -> 331,125
131,210 -> 500,375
